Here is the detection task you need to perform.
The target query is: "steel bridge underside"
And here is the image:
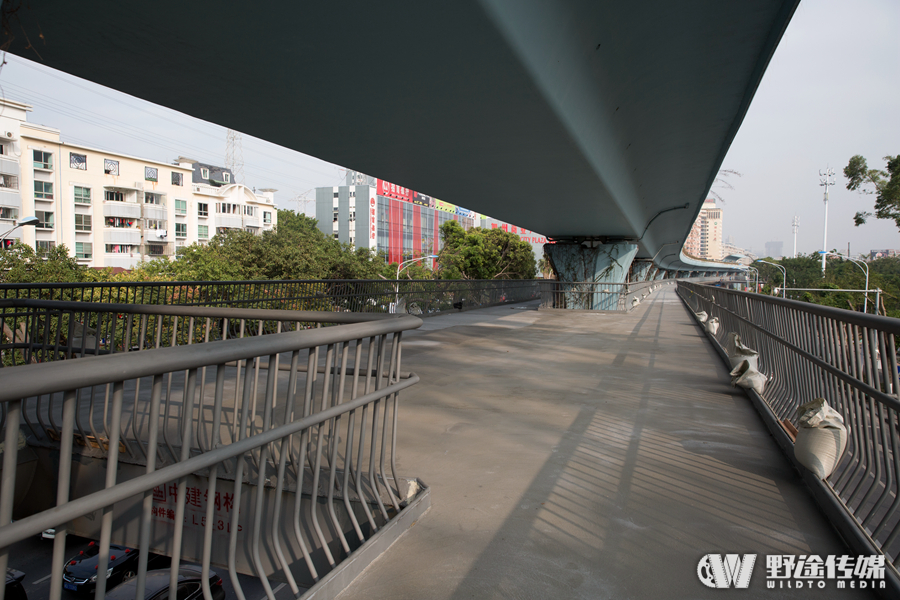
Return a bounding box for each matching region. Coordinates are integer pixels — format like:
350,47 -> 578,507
6,0 -> 798,274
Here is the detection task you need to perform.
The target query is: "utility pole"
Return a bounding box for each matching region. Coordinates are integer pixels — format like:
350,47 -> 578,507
819,167 -> 835,274
792,215 -> 799,258
225,129 -> 245,183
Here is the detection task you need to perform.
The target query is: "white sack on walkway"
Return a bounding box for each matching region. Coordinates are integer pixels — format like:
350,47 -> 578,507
696,311 -> 708,323
705,317 -> 719,335
726,332 -> 760,371
729,360 -> 766,395
794,398 -> 848,479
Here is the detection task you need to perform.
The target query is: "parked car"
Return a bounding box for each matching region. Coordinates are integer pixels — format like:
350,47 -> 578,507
104,565 -> 225,600
5,568 -> 27,600
62,541 -> 139,594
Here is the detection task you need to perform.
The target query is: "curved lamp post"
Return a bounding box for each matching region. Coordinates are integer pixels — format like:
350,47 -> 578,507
394,254 -> 438,311
746,266 -> 759,293
0,216 -> 40,242
819,250 -> 870,313
755,259 -> 786,298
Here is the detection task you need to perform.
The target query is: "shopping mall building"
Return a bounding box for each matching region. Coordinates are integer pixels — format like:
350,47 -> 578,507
315,171 -> 546,266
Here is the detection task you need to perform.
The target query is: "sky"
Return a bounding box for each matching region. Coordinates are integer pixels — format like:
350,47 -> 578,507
718,0 -> 900,258
0,0 -> 897,259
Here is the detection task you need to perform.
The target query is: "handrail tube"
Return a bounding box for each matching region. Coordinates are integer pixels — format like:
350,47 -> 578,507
0,298 -> 405,324
681,287 -> 900,412
0,315 -> 422,403
689,285 -> 900,333
0,372 -> 419,548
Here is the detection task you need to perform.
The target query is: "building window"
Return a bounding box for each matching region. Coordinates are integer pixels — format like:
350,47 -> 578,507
0,174 -> 18,190
146,244 -> 165,256
198,224 -> 209,239
145,219 -> 165,230
106,244 -> 136,254
33,150 -> 52,170
104,159 -> 119,175
36,240 -> 56,255
104,190 -> 125,202
197,203 -> 208,217
35,211 -> 54,229
333,208 -> 339,222
74,214 -> 92,231
144,192 -> 163,205
242,205 -> 255,216
175,199 -> 187,215
74,186 -> 91,204
70,152 -> 87,170
175,223 -> 187,238
217,203 -> 238,214
0,206 -> 18,220
201,167 -> 209,179
263,211 -> 272,224
145,167 -> 158,182
34,181 -> 54,200
223,172 -> 231,183
171,172 -> 183,186
105,217 -> 135,228
75,242 -> 92,259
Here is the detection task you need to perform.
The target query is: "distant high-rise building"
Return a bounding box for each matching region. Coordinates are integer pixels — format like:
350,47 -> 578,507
765,241 -> 784,258
683,199 -> 723,260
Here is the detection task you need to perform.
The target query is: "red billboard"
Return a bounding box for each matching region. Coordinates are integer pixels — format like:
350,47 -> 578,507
377,179 -> 413,203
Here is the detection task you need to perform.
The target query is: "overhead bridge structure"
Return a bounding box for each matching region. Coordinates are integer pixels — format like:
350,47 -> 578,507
6,0 -> 798,280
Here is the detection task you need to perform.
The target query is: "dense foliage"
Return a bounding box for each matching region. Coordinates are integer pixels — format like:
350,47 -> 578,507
436,220 -> 536,280
754,253 -> 900,317
0,209 -> 435,284
844,154 -> 900,230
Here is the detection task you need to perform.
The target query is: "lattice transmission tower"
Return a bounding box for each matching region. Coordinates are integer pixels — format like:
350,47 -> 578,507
225,129 -> 244,183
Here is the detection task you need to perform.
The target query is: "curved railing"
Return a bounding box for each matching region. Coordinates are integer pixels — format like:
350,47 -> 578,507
0,301 -> 424,600
677,281 -> 900,591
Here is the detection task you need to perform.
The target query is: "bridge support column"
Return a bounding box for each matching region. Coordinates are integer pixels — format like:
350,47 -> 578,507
655,269 -> 667,280
631,261 -> 653,282
545,241 -> 638,309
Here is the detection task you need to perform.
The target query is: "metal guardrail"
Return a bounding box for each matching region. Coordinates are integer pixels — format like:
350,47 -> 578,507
0,278 -> 541,314
0,301 -> 425,600
538,280 -> 675,311
677,281 -> 900,588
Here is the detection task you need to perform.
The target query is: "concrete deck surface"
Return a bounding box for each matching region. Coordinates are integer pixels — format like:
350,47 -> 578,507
337,286 -> 872,599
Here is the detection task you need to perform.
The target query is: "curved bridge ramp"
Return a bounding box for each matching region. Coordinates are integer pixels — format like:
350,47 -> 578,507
0,301 -> 429,600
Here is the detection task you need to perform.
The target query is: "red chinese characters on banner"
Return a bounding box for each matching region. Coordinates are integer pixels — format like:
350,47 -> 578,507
369,197 -> 377,243
377,179 -> 413,202
151,482 -> 242,535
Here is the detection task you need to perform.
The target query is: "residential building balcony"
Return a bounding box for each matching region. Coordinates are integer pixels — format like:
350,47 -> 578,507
104,202 -> 142,219
104,229 -> 141,245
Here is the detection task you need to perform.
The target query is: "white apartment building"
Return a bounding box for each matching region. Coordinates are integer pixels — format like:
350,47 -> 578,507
1,98 -> 276,270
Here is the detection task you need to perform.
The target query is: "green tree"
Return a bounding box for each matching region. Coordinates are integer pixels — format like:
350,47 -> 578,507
437,220 -> 536,280
0,242 -> 85,283
844,154 -> 900,229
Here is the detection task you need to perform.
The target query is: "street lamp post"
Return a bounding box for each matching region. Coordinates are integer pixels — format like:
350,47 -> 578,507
746,266 -> 759,293
0,216 -> 40,242
819,251 -> 870,313
755,259 -> 786,298
394,254 -> 438,312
